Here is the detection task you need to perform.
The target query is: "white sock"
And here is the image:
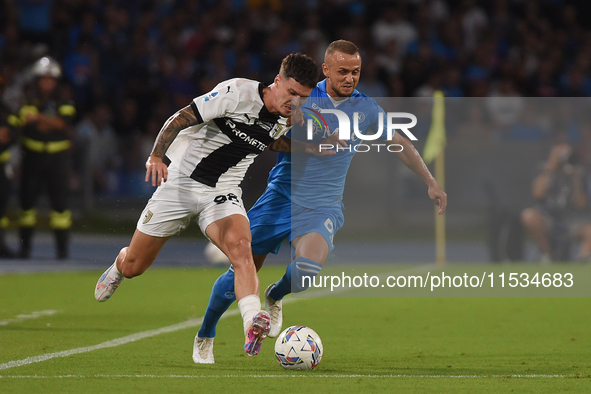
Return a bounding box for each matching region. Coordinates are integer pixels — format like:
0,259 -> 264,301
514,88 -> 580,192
111,260 -> 123,279
238,294 -> 261,334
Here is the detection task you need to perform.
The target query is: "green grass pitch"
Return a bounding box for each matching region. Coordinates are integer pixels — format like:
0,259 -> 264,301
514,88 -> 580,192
0,266 -> 590,393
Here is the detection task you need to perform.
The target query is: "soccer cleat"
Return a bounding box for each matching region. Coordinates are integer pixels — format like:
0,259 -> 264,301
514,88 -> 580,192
244,311 -> 270,357
193,336 -> 215,364
95,261 -> 124,302
264,284 -> 283,338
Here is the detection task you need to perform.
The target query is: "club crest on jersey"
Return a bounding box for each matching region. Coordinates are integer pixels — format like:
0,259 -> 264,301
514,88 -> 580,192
357,111 -> 365,124
204,92 -> 219,102
142,210 -> 153,224
269,123 -> 284,139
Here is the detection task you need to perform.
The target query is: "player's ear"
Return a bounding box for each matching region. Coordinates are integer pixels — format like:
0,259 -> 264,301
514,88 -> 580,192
322,63 -> 329,78
274,74 -> 281,86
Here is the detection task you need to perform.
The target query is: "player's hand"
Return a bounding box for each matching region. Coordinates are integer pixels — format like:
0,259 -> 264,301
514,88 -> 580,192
428,183 -> 447,215
309,133 -> 349,156
145,155 -> 168,187
287,105 -> 304,127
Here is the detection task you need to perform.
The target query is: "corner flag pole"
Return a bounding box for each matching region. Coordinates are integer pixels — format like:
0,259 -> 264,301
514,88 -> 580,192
434,143 -> 446,266
423,91 -> 446,266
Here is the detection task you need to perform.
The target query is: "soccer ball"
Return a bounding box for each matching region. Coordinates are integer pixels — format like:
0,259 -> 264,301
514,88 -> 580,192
274,325 -> 323,370
203,242 -> 230,265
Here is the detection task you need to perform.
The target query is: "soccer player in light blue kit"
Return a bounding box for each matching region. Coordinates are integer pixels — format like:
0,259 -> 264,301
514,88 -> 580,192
193,40 -> 447,363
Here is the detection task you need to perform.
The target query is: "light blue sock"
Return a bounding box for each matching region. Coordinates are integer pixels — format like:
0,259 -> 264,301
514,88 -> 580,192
198,266 -> 236,338
269,257 -> 323,300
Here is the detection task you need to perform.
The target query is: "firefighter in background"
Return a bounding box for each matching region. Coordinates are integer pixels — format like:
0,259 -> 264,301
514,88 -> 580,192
17,57 -> 76,259
0,75 -> 17,258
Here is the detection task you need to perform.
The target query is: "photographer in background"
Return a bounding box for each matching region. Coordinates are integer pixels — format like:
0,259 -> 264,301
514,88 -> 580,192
521,142 -> 591,263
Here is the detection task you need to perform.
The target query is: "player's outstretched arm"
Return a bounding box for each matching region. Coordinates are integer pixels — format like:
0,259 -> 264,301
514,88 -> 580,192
146,105 -> 200,186
391,133 -> 447,215
268,133 -> 348,156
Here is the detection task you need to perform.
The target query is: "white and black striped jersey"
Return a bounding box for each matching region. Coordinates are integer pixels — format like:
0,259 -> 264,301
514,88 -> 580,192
165,78 -> 289,189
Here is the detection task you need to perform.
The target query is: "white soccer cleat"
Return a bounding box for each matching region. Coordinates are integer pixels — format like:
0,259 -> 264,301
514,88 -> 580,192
265,284 -> 283,338
193,336 -> 215,364
95,261 -> 124,302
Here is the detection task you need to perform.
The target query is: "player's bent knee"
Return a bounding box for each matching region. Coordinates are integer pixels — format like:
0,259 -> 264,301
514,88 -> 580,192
222,235 -> 252,262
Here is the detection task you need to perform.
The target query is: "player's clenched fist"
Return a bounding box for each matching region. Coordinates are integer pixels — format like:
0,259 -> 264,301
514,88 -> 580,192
145,155 -> 168,187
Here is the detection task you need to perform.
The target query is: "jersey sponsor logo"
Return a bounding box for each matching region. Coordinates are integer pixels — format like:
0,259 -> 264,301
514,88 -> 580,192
192,116 -> 274,187
225,119 -> 267,151
142,210 -> 153,224
204,91 -> 219,102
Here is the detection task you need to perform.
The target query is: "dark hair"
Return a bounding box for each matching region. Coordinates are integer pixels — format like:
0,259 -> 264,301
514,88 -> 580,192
279,53 -> 319,89
325,40 -> 360,60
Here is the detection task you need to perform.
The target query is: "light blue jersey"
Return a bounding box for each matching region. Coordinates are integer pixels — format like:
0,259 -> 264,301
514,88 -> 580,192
265,79 -> 385,209
249,79 -> 385,254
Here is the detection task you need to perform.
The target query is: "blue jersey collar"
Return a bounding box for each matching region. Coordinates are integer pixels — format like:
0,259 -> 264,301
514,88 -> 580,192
317,79 -> 362,98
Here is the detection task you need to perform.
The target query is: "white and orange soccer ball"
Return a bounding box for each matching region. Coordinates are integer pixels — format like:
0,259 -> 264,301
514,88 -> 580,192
274,325 -> 323,370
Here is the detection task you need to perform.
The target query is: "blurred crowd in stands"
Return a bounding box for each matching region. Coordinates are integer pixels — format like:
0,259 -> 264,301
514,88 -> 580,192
1,0 -> 591,197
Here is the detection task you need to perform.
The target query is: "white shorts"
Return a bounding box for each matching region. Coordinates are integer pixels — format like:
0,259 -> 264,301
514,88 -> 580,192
136,164 -> 247,238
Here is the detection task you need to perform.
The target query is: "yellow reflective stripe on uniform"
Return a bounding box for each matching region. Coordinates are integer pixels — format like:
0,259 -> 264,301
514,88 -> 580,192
19,105 -> 39,122
0,216 -> 9,229
45,140 -> 71,153
50,210 -> 72,230
7,114 -> 23,127
22,137 -> 45,152
22,137 -> 71,153
0,149 -> 10,163
19,209 -> 37,227
58,104 -> 76,117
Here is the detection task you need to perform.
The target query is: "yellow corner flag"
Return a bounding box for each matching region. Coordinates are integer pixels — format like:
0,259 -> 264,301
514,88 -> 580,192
423,91 -> 446,165
423,91 -> 446,265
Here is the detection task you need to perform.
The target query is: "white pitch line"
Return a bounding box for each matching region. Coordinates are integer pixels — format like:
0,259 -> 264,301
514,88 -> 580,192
1,272 -> 327,372
0,374 -> 579,379
0,262 -> 453,372
0,309 -> 237,371
0,310 -> 59,326
0,295 -> 307,371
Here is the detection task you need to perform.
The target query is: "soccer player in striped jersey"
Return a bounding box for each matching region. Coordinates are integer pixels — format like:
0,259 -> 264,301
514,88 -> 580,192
94,53 -> 323,358
194,40 -> 447,364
